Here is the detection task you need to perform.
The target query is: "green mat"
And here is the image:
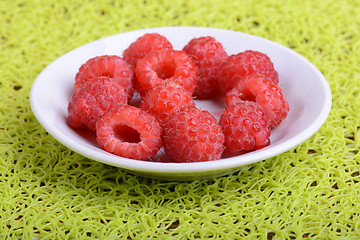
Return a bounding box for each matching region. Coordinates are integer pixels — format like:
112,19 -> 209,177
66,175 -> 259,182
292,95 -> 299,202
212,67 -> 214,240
1,0 -> 360,239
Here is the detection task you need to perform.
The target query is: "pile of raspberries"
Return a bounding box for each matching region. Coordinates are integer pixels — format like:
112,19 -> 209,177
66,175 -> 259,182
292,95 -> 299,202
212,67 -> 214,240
67,33 -> 289,163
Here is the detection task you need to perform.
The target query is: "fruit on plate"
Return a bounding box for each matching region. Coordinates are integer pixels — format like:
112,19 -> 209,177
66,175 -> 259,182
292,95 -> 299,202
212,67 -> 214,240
225,74 -> 289,128
67,76 -> 128,130
96,105 -> 163,160
218,50 -> 279,95
183,36 -> 228,99
67,32 -> 289,162
123,33 -> 173,68
140,81 -> 195,126
219,99 -> 271,155
74,55 -> 135,99
135,49 -> 197,96
163,107 -> 224,163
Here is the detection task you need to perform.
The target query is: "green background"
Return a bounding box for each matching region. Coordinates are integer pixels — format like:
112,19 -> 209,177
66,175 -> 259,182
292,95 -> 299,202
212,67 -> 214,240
1,0 -> 359,239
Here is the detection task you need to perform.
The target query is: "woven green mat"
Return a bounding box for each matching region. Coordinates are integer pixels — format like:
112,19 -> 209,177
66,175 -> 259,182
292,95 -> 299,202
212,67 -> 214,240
1,0 -> 360,239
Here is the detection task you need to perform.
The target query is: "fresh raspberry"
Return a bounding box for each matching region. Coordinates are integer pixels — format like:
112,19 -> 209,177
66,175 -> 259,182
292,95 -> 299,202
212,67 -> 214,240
67,76 -> 128,130
225,74 -> 289,128
219,99 -> 271,155
183,36 -> 228,99
218,50 -> 279,95
96,105 -> 163,160
140,81 -> 195,126
163,107 -> 224,163
135,49 -> 197,96
74,55 -> 135,99
123,33 -> 173,68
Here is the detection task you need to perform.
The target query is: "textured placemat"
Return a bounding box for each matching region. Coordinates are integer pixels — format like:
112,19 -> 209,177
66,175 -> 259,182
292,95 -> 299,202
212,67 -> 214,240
1,0 -> 360,239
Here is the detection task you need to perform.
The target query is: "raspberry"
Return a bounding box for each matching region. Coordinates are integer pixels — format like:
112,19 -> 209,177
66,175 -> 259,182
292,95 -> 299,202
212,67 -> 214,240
67,76 -> 128,130
74,55 -> 135,98
183,36 -> 228,99
123,33 -> 173,68
135,49 -> 197,96
140,81 -> 195,126
219,99 -> 271,155
163,107 -> 224,163
225,74 -> 289,128
218,50 -> 279,95
96,105 -> 163,160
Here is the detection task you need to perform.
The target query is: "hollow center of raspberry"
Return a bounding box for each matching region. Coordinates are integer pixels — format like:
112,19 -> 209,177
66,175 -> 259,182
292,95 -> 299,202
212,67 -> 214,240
101,72 -> 114,78
154,62 -> 175,79
114,125 -> 141,143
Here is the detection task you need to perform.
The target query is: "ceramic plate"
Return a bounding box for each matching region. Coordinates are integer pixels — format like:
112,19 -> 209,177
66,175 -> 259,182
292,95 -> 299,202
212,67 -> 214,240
30,27 -> 332,181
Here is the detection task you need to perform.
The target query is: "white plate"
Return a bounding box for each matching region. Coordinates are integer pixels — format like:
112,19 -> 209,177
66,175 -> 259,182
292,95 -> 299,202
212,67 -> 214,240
30,27 -> 332,181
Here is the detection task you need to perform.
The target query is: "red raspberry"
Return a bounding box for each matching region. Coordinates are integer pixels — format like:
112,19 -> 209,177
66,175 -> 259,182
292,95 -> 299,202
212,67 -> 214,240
225,74 -> 289,128
123,33 -> 173,68
163,107 -> 224,163
67,76 -> 128,130
219,99 -> 271,155
183,36 -> 228,99
218,50 -> 279,95
75,55 -> 135,99
96,105 -> 163,160
140,81 -> 195,126
135,49 -> 197,96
